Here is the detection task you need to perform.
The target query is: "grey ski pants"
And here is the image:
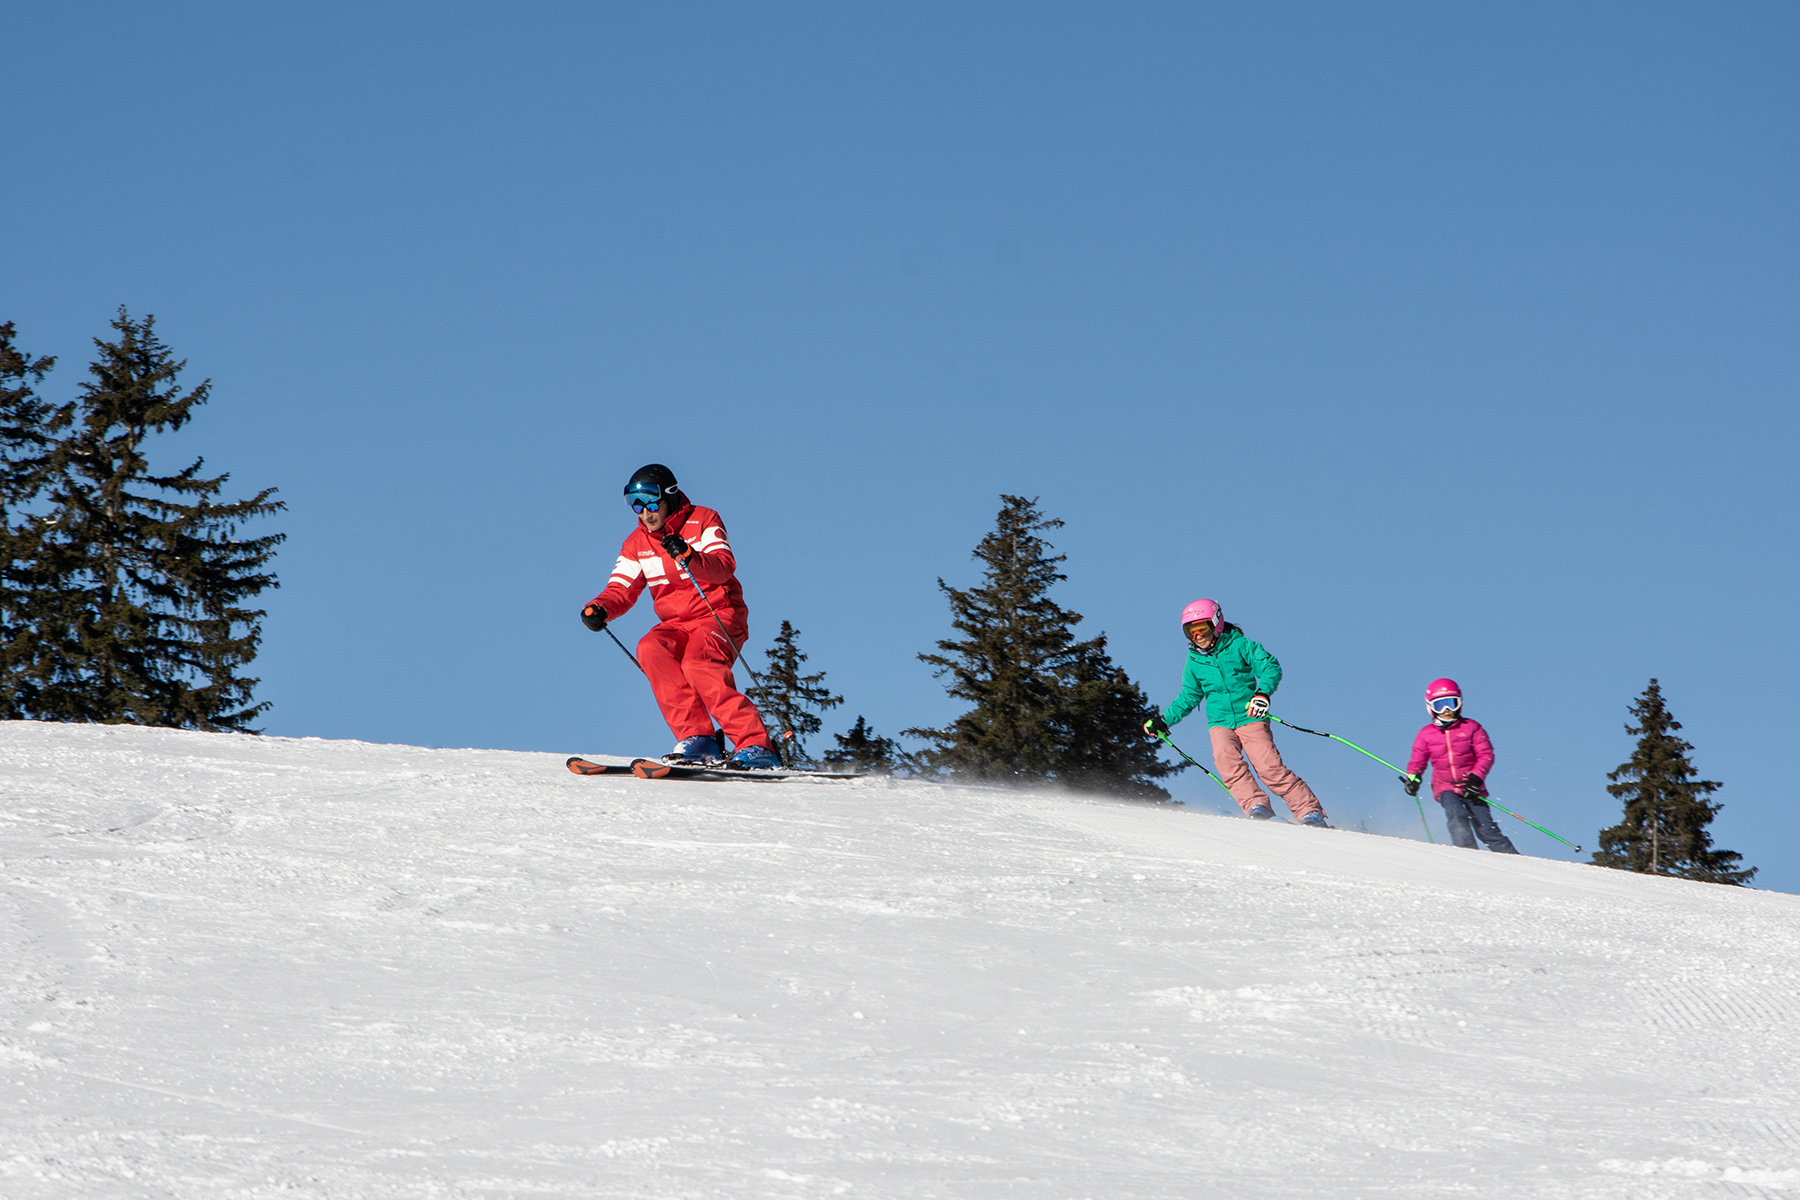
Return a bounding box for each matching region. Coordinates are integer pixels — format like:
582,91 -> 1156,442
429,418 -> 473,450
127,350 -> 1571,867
1437,791 -> 1520,854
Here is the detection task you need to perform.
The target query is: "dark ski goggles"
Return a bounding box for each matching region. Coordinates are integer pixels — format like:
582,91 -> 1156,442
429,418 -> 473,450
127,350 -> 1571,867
626,488 -> 664,513
1429,695 -> 1462,715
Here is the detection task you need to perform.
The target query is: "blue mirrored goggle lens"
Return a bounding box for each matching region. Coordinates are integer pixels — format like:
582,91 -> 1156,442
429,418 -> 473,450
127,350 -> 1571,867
626,488 -> 661,512
1429,696 -> 1461,713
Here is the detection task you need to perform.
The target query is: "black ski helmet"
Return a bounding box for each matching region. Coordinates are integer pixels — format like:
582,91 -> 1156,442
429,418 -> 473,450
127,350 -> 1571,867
623,463 -> 681,505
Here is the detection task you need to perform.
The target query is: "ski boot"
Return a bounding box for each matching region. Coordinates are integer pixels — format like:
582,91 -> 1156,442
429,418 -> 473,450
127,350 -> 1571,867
1247,805 -> 1274,821
1300,812 -> 1331,829
663,734 -> 722,765
727,744 -> 782,771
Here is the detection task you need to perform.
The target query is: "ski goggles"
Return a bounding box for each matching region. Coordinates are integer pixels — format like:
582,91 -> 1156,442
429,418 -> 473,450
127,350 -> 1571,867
625,488 -> 664,514
1428,695 -> 1462,714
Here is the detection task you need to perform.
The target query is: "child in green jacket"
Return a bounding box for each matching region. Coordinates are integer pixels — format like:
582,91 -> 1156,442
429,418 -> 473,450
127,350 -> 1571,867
1144,598 -> 1328,826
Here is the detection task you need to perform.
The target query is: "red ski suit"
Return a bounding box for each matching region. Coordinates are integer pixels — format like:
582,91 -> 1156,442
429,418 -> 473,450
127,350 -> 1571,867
588,501 -> 770,750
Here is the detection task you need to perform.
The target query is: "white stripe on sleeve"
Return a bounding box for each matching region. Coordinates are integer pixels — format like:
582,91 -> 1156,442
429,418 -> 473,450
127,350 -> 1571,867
607,555 -> 643,586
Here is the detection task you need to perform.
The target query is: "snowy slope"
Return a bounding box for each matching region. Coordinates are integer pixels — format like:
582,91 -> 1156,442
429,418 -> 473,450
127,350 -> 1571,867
1,722 -> 1797,1199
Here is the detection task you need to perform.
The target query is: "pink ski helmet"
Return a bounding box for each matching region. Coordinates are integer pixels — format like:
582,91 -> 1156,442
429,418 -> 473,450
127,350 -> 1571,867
1425,678 -> 1462,718
1180,598 -> 1221,628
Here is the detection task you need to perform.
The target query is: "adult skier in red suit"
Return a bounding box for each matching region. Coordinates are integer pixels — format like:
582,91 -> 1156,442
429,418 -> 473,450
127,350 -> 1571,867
580,464 -> 779,768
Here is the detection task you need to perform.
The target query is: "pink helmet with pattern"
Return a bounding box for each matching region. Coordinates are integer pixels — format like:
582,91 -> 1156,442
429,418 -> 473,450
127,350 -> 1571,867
1425,678 -> 1462,702
1180,598 -> 1221,628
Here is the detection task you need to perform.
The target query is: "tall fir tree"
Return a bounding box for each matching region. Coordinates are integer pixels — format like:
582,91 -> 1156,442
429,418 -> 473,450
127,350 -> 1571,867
822,715 -> 899,774
0,322 -> 61,718
4,309 -> 285,731
745,620 -> 842,764
906,494 -> 1179,799
1591,679 -> 1754,886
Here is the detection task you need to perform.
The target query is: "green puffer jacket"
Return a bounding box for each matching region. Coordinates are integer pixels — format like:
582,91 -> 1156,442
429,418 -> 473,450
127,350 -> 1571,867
1159,624 -> 1285,731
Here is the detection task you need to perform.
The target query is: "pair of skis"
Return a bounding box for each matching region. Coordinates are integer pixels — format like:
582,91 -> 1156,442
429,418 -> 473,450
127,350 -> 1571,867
565,756 -> 864,783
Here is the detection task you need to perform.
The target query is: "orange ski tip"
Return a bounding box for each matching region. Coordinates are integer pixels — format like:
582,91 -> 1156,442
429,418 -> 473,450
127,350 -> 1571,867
632,759 -> 672,779
566,756 -> 608,775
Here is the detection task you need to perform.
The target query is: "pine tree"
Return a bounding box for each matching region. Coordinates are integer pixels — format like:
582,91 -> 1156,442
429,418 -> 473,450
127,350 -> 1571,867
1053,637 -> 1181,799
5,309 -> 285,731
0,322 -> 61,718
906,494 -> 1178,798
906,496 -> 1073,780
1592,679 -> 1754,886
822,715 -> 899,774
745,620 -> 842,764
0,321 -> 57,518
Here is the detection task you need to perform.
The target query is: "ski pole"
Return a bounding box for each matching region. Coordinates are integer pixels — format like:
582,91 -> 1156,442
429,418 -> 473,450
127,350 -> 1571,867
1270,714 -> 1411,775
1476,794 -> 1584,852
1269,714 -> 1434,843
604,625 -> 646,675
672,553 -> 767,691
1149,728 -> 1237,799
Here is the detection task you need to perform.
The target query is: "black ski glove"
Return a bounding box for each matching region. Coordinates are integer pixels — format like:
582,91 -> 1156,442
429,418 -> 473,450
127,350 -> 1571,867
580,603 -> 607,632
1143,713 -> 1170,738
660,532 -> 690,559
1401,774 -> 1421,797
1460,774 -> 1487,799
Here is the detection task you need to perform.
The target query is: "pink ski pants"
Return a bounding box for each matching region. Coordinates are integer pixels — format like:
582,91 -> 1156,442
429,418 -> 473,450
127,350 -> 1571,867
1209,721 -> 1325,821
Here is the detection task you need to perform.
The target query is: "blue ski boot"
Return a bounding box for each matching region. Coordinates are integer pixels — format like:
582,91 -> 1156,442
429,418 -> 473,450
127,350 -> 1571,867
728,744 -> 782,771
1300,812 -> 1331,828
663,734 -> 722,765
1247,805 -> 1274,821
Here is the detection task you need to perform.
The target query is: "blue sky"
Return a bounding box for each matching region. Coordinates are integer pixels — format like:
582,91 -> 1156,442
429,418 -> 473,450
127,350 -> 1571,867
4,3 -> 1795,887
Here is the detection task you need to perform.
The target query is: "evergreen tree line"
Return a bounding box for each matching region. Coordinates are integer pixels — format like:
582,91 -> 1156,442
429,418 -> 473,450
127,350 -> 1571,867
0,312 -> 283,732
1,316 -> 1758,877
755,502 -> 1756,877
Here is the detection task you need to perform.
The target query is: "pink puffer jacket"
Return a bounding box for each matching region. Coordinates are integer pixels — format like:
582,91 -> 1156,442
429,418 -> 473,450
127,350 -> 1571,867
1405,717 -> 1495,795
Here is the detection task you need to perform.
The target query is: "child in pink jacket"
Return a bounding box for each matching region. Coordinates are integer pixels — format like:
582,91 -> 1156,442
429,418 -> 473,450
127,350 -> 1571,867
1403,678 -> 1518,853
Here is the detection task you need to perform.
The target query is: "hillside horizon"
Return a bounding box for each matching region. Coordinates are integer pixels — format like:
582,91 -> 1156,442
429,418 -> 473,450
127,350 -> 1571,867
2,719 -> 1796,1197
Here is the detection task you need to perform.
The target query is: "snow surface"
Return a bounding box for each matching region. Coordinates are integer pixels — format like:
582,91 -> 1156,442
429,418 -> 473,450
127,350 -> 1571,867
1,721 -> 1797,1199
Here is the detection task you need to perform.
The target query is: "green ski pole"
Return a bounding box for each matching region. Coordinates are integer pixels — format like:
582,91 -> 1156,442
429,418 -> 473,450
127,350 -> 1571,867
1474,794 -> 1584,852
1149,727 -> 1237,800
1269,714 -> 1434,842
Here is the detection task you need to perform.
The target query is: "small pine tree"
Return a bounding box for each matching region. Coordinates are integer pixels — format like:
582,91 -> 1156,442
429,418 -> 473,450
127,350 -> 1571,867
822,715 -> 899,774
906,494 -> 1178,798
1592,679 -> 1754,886
745,620 -> 842,764
6,309 -> 285,731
